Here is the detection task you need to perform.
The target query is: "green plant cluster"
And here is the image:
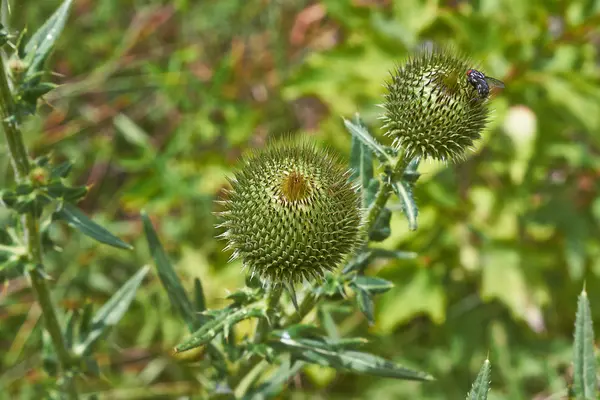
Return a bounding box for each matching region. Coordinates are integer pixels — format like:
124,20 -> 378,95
1,1 -> 600,400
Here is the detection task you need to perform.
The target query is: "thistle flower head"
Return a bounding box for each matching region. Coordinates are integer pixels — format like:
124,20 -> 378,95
381,48 -> 491,162
217,138 -> 362,286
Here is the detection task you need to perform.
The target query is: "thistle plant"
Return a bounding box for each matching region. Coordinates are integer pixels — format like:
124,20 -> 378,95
1,2 -> 147,398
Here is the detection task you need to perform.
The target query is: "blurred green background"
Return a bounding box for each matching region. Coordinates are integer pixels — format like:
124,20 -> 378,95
2,0 -> 600,398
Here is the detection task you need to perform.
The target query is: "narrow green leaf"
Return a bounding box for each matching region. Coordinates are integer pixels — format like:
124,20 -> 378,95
364,178 -> 380,207
56,203 -> 132,249
467,359 -> 491,400
343,117 -> 393,165
573,289 -> 597,399
349,115 -> 374,208
75,265 -> 149,355
392,180 -> 418,231
272,333 -> 432,381
175,307 -> 264,353
355,288 -> 375,325
342,249 -> 373,274
318,306 -> 340,339
193,278 -> 206,312
63,310 -> 77,349
24,0 -> 73,76
142,211 -> 198,332
352,276 -> 394,295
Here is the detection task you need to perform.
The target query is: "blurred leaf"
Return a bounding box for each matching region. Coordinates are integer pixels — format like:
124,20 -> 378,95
76,265 -> 149,355
369,207 -> 392,242
319,306 -> 340,339
175,307 -> 264,353
378,268 -> 445,332
370,248 -> 418,261
573,289 -> 597,399
193,277 -> 206,313
271,332 -> 432,381
56,203 -> 132,249
392,180 -> 418,231
24,0 -> 73,77
352,276 -> 394,295
142,211 -> 198,332
343,117 -> 393,165
467,359 -> 491,400
481,248 -> 528,321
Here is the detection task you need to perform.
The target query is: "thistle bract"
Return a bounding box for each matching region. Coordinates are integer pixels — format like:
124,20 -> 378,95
382,48 -> 490,162
218,138 -> 362,286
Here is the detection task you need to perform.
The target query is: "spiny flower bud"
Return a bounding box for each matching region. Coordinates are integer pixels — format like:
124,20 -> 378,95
217,138 -> 363,286
381,48 -> 491,162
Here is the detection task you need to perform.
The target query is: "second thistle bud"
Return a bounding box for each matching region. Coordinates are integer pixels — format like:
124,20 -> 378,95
217,138 -> 363,287
381,48 -> 491,162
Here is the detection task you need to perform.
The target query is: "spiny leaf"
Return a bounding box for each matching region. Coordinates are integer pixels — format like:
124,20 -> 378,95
174,307 -> 264,353
573,288 -> 597,399
392,180 -> 418,231
467,358 -> 491,400
56,203 -> 132,249
349,116 -> 374,208
75,265 -> 149,355
142,211 -> 198,332
343,116 -> 393,165
24,0 -> 73,77
271,333 -> 432,381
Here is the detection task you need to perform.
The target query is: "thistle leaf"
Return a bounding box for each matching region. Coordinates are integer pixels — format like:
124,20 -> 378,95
271,332 -> 432,381
24,0 -> 73,77
75,266 -> 149,355
174,307 -> 264,353
56,203 -> 132,250
392,180 -> 418,231
466,358 -> 491,400
343,116 -> 393,165
573,288 -> 598,399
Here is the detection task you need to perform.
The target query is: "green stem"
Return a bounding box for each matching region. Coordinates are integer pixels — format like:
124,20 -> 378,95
0,52 -> 78,399
364,153 -> 410,232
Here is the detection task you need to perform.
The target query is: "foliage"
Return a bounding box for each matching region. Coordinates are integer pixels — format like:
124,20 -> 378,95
1,0 -> 600,399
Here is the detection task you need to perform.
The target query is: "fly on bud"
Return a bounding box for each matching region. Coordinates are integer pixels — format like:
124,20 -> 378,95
382,48 -> 493,162
466,69 -> 505,100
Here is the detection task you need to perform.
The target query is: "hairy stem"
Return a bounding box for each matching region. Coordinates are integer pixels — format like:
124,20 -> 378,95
0,52 -> 78,399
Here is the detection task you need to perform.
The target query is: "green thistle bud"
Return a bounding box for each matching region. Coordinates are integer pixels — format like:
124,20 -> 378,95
217,138 -> 363,286
381,48 -> 490,161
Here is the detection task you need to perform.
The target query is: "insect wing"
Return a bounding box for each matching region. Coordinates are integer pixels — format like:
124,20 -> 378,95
484,76 -> 505,89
